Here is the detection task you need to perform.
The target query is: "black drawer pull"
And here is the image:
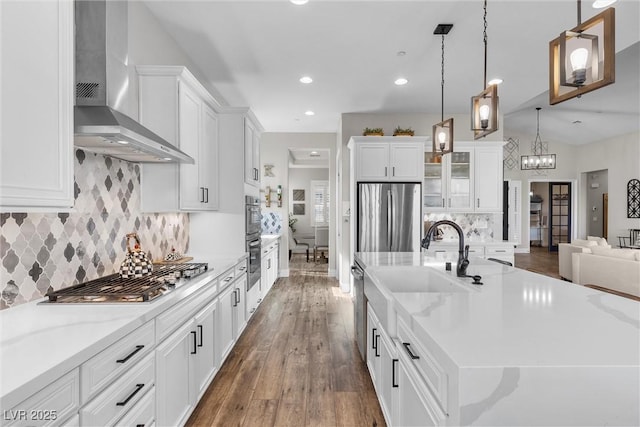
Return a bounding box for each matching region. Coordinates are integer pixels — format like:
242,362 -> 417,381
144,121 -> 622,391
375,335 -> 380,357
403,342 -> 420,360
392,359 -> 399,388
136,425 -> 145,427
116,383 -> 144,406
371,328 -> 377,350
116,345 -> 144,364
197,325 -> 203,347
191,331 -> 197,354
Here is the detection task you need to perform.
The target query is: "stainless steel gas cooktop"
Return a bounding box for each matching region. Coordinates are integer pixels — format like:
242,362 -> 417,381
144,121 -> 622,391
44,263 -> 208,303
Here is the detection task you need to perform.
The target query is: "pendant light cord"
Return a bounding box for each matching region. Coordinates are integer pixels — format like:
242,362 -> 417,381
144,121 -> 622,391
483,0 -> 488,90
577,0 -> 582,25
441,34 -> 445,122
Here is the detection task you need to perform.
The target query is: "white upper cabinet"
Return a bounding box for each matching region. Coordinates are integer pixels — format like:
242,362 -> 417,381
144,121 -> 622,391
349,137 -> 427,182
137,66 -> 219,212
244,119 -> 261,188
423,141 -> 504,213
0,0 -> 74,210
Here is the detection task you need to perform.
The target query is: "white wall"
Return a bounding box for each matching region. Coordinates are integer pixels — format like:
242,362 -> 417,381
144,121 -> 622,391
261,133 -> 337,278
575,131 -> 640,240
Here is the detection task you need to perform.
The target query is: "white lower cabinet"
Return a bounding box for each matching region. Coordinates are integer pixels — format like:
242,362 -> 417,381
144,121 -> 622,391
394,345 -> 444,426
193,300 -> 218,400
80,352 -> 154,426
155,321 -> 195,427
217,283 -> 236,365
367,304 -> 447,427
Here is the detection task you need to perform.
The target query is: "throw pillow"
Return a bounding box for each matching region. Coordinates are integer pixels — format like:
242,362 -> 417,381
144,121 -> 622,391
573,239 -> 597,248
587,236 -> 609,246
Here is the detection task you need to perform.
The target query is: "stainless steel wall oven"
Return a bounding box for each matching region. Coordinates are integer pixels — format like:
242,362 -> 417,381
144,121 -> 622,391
245,196 -> 261,290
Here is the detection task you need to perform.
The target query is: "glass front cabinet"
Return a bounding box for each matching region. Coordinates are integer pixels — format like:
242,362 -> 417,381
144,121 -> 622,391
423,147 -> 474,212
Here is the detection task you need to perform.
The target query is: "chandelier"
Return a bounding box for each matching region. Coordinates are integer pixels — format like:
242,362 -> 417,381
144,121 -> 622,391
521,108 -> 556,170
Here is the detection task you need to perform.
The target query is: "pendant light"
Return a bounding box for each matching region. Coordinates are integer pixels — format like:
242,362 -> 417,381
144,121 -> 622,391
471,0 -> 499,140
549,0 -> 615,105
521,108 -> 557,170
432,24 -> 454,157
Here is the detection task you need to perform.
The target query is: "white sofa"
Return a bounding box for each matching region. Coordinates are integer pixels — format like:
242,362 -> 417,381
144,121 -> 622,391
572,247 -> 640,298
558,238 -> 610,281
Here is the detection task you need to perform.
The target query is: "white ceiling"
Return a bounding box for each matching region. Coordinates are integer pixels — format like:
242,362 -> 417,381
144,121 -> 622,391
143,0 -> 640,144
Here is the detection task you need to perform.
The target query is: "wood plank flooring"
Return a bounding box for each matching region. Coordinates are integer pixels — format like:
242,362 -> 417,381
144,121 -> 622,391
186,254 -> 385,427
514,246 -> 561,279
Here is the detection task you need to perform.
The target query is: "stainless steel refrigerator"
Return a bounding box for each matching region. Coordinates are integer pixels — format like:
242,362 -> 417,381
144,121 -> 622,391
357,182 -> 421,252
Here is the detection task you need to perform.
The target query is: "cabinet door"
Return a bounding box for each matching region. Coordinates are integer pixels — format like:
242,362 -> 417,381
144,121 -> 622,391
377,332 -> 395,425
178,82 -> 203,210
193,299 -> 217,399
447,150 -> 473,211
244,119 -> 260,186
423,150 -> 446,211
395,353 -> 440,426
366,307 -> 380,385
0,0 -> 74,209
200,103 -> 219,210
155,321 -> 195,427
234,276 -> 248,337
389,144 -> 423,181
217,285 -> 236,365
356,144 -> 389,181
474,147 -> 503,212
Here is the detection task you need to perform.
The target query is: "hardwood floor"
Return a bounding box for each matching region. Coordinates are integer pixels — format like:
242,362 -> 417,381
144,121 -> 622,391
186,254 -> 385,427
514,246 -> 561,279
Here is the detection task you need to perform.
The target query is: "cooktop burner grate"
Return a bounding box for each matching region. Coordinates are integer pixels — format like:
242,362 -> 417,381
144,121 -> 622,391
46,263 -> 208,303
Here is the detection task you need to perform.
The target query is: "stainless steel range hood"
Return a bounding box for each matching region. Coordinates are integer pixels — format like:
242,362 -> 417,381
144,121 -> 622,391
74,0 -> 194,164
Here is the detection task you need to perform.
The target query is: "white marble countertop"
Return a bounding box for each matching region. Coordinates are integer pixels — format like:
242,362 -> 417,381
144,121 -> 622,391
357,252 -> 640,368
261,234 -> 281,245
362,252 -> 640,424
0,252 -> 247,410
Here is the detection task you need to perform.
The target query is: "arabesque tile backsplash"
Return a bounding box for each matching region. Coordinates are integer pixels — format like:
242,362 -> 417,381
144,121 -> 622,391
0,150 -> 189,309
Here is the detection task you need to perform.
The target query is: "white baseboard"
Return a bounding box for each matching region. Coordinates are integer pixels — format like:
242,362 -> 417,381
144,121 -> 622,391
278,269 -> 289,277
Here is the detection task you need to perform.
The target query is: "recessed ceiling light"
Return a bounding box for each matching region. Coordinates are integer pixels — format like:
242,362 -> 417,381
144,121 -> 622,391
573,120 -> 582,124
163,157 -> 171,161
488,78 -> 503,85
592,0 -> 616,8
397,51 -> 406,56
299,76 -> 313,84
395,78 -> 408,86
290,0 -> 308,5
310,151 -> 320,157
116,140 -> 129,145
305,111 -> 315,116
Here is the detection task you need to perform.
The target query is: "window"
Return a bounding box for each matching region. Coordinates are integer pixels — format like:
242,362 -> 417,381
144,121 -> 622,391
311,180 -> 330,226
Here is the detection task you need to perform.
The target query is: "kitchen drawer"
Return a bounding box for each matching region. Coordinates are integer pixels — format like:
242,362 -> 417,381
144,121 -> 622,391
397,317 -> 448,412
5,369 -> 79,427
114,385 -> 155,427
486,246 -> 514,256
81,321 -> 155,403
234,260 -> 248,277
80,352 -> 154,427
156,277 -> 218,341
218,267 -> 236,290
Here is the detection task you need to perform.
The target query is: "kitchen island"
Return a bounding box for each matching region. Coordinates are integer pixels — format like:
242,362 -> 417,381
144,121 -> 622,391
356,252 -> 640,426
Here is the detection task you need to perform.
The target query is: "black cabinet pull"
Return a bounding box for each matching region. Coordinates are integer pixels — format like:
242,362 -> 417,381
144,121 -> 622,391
371,328 -> 377,350
232,289 -> 238,307
199,187 -> 205,202
375,335 -> 380,357
205,187 -> 209,203
392,359 -> 399,388
235,288 -> 240,305
197,325 -> 203,347
191,331 -> 197,354
403,342 -> 420,360
116,345 -> 144,364
136,425 -> 145,427
116,384 -> 144,406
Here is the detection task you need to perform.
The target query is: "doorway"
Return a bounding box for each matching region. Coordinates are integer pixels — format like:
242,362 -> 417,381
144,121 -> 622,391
287,148 -> 330,271
549,182 -> 571,251
527,179 -> 576,253
584,169 -> 609,239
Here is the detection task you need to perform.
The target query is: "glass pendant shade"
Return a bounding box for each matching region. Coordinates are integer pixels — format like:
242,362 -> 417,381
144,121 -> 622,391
432,118 -> 454,156
549,7 -> 615,105
471,85 -> 498,139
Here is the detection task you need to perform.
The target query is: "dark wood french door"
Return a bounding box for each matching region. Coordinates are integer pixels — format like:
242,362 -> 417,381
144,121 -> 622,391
548,182 -> 571,252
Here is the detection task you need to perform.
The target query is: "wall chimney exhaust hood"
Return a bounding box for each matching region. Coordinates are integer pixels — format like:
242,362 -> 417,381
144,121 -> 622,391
74,0 -> 194,164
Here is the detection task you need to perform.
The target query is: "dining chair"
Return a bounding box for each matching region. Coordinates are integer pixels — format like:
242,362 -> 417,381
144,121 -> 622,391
313,227 -> 329,263
288,232 -> 310,261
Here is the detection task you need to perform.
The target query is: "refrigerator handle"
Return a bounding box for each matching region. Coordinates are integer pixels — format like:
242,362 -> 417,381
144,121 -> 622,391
387,190 -> 392,250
